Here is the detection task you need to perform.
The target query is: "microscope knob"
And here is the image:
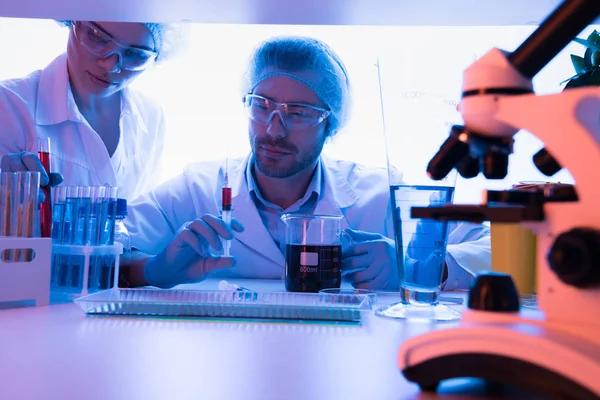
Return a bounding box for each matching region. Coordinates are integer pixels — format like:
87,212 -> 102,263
468,272 -> 520,312
548,228 -> 600,288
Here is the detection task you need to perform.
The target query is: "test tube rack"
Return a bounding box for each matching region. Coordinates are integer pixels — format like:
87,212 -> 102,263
51,243 -> 123,301
0,236 -> 52,308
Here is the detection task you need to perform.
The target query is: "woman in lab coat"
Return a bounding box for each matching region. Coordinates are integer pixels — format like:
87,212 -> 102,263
0,21 -> 186,201
122,36 -> 490,290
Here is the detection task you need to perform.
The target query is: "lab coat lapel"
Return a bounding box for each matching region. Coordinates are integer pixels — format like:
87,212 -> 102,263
229,156 -> 285,267
35,53 -> 84,125
312,157 -> 359,232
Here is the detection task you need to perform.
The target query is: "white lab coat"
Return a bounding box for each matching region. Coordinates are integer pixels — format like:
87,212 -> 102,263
127,155 -> 491,290
0,53 -> 166,201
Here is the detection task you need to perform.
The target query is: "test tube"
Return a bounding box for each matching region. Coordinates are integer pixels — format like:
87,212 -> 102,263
73,186 -> 92,246
63,186 -> 79,245
55,186 -> 79,288
51,186 -> 67,242
50,186 -> 67,286
99,186 -> 119,291
0,173 -> 5,237
0,173 -> 17,261
88,186 -> 107,290
0,172 -> 15,238
70,186 -> 92,288
7,173 -> 20,239
22,172 -> 40,238
38,137 -> 52,238
88,186 -> 107,246
19,172 -> 40,261
103,187 -> 119,245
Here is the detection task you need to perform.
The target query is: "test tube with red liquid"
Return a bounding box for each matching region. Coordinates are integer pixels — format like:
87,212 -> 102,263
38,137 -> 52,237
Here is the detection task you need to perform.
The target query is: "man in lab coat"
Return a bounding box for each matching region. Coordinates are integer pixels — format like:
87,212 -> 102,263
123,36 -> 490,290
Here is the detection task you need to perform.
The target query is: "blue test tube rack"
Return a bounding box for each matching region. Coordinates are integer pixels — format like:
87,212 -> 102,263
51,242 -> 123,300
49,186 -> 122,301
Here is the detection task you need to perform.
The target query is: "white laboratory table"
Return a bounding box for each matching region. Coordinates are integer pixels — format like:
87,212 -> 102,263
0,280 -> 543,400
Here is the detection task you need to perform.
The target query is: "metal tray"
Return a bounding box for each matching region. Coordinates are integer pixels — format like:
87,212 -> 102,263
75,288 -> 371,324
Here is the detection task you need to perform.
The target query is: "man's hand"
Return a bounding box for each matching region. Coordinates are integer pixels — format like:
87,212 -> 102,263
144,214 -> 244,289
341,228 -> 399,290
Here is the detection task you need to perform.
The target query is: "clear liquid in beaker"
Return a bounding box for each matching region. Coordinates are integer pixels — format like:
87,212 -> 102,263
391,184 -> 454,304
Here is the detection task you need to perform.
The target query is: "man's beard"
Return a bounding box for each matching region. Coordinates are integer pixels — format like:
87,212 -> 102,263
252,136 -> 326,178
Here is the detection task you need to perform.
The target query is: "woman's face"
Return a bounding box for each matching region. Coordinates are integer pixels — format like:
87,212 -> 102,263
66,21 -> 156,99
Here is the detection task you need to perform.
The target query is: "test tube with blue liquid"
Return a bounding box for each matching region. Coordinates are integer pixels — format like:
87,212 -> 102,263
102,188 -> 119,246
67,186 -> 93,289
50,186 -> 67,285
73,186 -> 91,246
86,186 -> 106,290
93,187 -> 118,291
62,186 -> 79,245
52,186 -> 80,289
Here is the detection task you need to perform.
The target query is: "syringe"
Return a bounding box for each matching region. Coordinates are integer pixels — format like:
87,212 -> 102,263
222,172 -> 232,257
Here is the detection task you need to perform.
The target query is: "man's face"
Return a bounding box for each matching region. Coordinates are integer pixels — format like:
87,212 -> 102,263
66,22 -> 155,99
249,76 -> 329,178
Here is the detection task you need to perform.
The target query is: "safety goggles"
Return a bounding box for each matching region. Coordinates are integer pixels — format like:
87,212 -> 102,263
244,94 -> 330,131
71,21 -> 158,72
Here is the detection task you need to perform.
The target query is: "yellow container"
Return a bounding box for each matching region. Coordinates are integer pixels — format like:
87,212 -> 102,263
491,223 -> 537,296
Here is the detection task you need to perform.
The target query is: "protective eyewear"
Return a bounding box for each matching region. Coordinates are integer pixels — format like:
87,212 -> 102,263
244,94 -> 330,130
71,21 -> 158,72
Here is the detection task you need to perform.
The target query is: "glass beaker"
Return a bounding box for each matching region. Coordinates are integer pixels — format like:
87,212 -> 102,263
375,179 -> 461,321
373,55 -> 462,321
281,214 -> 343,293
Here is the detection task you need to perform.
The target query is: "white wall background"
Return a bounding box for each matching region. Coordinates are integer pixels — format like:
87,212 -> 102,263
1,18 -> 596,203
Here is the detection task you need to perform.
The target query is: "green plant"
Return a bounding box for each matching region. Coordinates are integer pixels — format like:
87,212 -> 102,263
562,30 -> 600,89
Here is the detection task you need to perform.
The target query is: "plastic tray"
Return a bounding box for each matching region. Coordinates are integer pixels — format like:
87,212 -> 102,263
75,288 -> 371,324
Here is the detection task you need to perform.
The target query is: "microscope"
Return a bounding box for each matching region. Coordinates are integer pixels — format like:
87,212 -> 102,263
398,0 -> 600,398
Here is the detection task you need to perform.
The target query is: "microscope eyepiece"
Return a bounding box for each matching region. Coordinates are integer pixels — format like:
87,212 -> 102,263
426,125 -> 470,180
533,147 -> 562,176
457,155 -> 480,178
483,152 -> 509,179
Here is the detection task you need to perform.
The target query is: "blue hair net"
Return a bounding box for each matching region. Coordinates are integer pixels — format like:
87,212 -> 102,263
56,20 -> 188,62
243,36 -> 351,136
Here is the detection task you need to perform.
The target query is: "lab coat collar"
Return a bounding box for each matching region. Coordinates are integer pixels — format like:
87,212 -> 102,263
35,53 -> 148,133
319,155 -> 359,209
230,154 -> 359,267
35,53 -> 84,125
312,155 -> 358,231
232,154 -> 358,209
245,155 -> 323,209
